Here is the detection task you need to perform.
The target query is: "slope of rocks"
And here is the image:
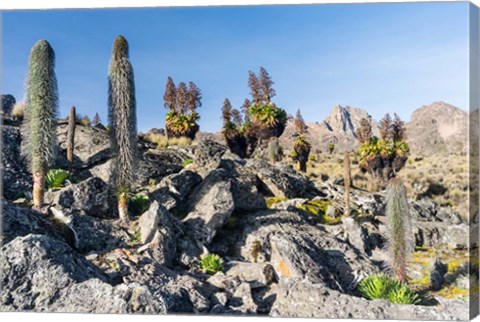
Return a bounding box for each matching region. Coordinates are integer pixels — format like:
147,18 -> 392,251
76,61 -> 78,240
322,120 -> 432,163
0,118 -> 473,319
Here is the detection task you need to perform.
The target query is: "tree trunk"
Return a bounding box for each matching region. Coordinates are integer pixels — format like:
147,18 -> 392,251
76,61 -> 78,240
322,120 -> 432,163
33,171 -> 45,208
118,193 -> 129,224
67,106 -> 76,171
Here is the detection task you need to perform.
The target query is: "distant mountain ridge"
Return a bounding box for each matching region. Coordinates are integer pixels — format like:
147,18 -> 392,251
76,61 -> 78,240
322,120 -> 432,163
279,101 -> 467,155
200,101 -> 468,155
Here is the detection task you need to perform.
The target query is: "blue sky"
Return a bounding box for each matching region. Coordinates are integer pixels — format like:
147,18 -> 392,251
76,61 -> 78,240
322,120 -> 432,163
1,2 -> 470,132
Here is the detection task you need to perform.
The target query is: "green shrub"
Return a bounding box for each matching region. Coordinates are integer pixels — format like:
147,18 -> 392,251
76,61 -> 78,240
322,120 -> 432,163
358,275 -> 420,305
182,159 -> 193,167
128,194 -> 150,216
200,253 -> 224,275
46,169 -> 72,190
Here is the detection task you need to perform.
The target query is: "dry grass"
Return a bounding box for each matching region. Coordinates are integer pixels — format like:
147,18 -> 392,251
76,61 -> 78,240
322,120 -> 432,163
285,151 -> 469,218
11,102 -> 26,119
143,133 -> 192,148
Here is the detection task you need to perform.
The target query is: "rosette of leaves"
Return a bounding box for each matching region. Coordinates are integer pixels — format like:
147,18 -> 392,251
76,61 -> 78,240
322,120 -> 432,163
249,104 -> 287,139
358,275 -> 419,305
165,111 -> 200,140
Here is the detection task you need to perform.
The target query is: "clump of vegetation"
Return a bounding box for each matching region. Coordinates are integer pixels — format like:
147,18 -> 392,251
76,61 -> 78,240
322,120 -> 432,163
92,112 -> 101,127
11,101 -> 26,120
220,67 -> 287,158
181,159 -> 193,167
292,109 -> 311,172
24,40 -> 59,208
46,169 -> 72,190
296,199 -> 341,224
357,114 -> 409,189
265,196 -> 288,208
385,178 -> 413,282
76,114 -> 91,126
128,194 -> 150,216
163,78 -> 202,140
108,35 -> 138,223
200,253 -> 225,275
328,143 -> 335,154
221,98 -> 248,158
358,275 -> 420,305
168,136 -> 192,147
127,228 -> 142,246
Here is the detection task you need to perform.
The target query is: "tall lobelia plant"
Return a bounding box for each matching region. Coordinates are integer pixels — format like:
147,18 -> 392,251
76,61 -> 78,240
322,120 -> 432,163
25,40 -> 59,208
108,35 -> 138,224
385,177 -> 413,282
67,106 -> 76,171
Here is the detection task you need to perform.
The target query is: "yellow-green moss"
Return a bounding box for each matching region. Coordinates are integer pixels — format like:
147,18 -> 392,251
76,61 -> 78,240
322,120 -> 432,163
266,197 -> 288,209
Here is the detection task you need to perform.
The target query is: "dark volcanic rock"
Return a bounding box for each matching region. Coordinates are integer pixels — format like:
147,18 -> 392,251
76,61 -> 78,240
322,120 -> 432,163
1,203 -> 64,245
191,139 -> 228,177
0,234 -> 167,313
2,125 -> 32,200
270,278 -> 468,320
182,169 -> 235,245
245,158 -> 317,199
45,177 -> 115,218
1,94 -> 16,114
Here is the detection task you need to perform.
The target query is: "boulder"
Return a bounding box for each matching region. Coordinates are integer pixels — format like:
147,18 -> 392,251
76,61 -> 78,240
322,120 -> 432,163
157,170 -> 202,202
192,139 -> 227,177
219,158 -> 266,211
137,201 -> 183,267
0,234 -> 167,314
270,278 -> 468,320
414,222 -> 468,249
1,202 -> 65,244
49,207 -> 125,253
182,169 -> 235,245
225,261 -> 275,288
56,122 -> 112,175
1,94 -> 16,114
137,149 -> 190,187
229,282 -> 258,314
149,186 -> 177,210
212,209 -> 379,292
245,158 -> 317,199
45,177 -> 114,218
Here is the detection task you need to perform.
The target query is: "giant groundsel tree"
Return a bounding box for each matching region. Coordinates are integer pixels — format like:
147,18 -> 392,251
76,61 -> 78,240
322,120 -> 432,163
25,39 -> 59,208
108,35 -> 138,223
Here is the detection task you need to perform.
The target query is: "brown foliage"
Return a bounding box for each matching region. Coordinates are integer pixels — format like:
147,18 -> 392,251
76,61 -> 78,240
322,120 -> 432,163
356,118 -> 372,144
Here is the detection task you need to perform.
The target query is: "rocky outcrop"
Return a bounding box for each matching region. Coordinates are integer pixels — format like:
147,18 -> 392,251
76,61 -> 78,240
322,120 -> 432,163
406,101 -> 468,155
0,234 -> 167,314
1,203 -> 65,244
191,139 -> 227,177
270,278 -> 468,320
245,159 -> 317,199
1,94 -> 16,114
182,169 -> 235,245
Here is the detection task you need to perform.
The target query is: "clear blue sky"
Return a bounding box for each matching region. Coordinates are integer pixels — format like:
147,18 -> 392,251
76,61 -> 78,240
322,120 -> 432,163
1,2 -> 470,132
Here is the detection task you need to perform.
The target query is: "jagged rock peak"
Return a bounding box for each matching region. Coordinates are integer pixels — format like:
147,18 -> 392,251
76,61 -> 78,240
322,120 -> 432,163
323,104 -> 374,136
